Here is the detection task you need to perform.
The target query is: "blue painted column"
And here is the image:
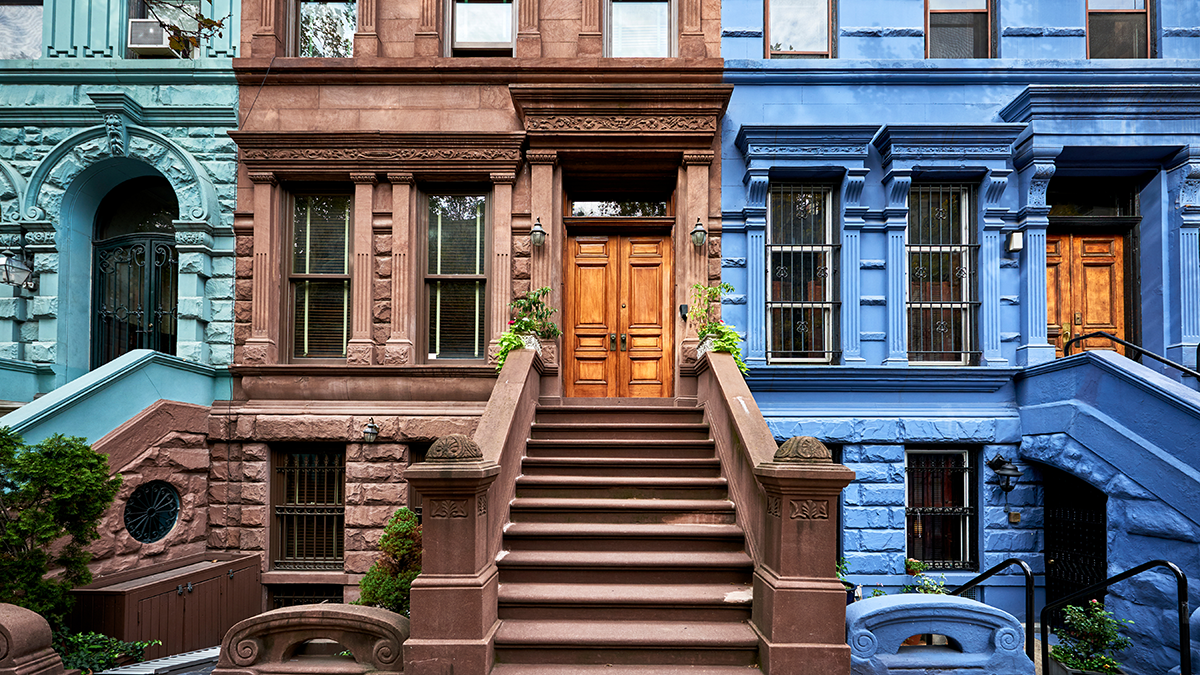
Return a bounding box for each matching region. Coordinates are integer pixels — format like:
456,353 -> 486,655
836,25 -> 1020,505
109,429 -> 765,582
841,167 -> 869,364
882,169 -> 911,367
745,171 -> 769,365
1176,155 -> 1200,370
1014,146 -> 1059,367
980,169 -> 1011,366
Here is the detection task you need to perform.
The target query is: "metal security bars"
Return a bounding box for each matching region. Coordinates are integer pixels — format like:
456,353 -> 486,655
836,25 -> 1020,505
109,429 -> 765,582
93,238 -> 178,368
907,184 -> 977,364
767,184 -> 838,363
270,584 -> 345,608
273,450 -> 345,571
906,450 -> 978,571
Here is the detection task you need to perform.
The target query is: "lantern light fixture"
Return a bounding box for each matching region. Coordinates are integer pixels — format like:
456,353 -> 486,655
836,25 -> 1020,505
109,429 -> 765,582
690,218 -> 707,247
362,417 -> 380,444
0,252 -> 35,291
529,218 -> 547,247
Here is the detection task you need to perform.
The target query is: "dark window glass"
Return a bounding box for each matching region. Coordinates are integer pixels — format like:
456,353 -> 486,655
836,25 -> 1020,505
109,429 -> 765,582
292,195 -> 350,359
427,194 -> 487,360
929,12 -> 988,58
907,184 -> 976,364
767,185 -> 837,363
274,450 -> 345,571
1089,11 -> 1148,58
906,451 -> 977,571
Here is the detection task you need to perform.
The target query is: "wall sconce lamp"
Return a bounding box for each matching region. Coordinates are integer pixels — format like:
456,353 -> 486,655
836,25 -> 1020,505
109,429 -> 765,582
0,251 -> 36,291
529,218 -> 547,248
986,453 -> 1023,493
1005,231 -> 1024,253
362,417 -> 379,444
690,218 -> 707,247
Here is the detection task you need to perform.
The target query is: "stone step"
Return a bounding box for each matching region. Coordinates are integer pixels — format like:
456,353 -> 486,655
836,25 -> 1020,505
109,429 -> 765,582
525,438 -> 717,460
515,475 -> 728,500
510,497 -> 736,524
497,550 -> 753,585
498,582 -> 753,622
519,456 -> 722,478
535,406 -> 705,426
531,422 -> 712,441
503,522 -> 746,552
493,619 -> 760,667
490,665 -> 762,675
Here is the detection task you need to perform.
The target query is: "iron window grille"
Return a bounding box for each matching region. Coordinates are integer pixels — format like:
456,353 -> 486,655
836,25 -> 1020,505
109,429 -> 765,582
426,194 -> 488,360
907,184 -> 978,365
906,450 -> 978,571
767,184 -> 839,364
124,480 -> 181,544
273,450 -> 345,571
291,194 -> 351,360
269,584 -> 345,608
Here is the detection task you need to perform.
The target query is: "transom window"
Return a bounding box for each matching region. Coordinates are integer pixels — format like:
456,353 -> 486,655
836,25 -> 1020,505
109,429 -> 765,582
907,184 -> 976,364
767,184 -> 837,363
927,0 -> 990,58
906,450 -> 978,571
767,0 -> 831,58
273,448 -> 345,571
1088,0 -> 1149,59
609,0 -> 669,57
452,0 -> 515,54
291,194 -> 350,359
426,194 -> 487,360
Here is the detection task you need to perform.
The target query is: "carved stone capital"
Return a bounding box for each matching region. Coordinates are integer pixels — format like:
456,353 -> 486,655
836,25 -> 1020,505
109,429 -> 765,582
386,173 -> 415,185
526,150 -> 558,165
683,151 -> 715,166
382,343 -> 413,365
247,172 -> 278,186
350,173 -> 379,185
428,434 -> 483,462
490,173 -> 517,185
774,436 -> 832,463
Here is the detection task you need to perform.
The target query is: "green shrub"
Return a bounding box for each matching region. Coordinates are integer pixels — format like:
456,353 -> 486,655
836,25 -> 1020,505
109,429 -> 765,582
1051,600 -> 1133,673
356,507 -> 422,615
54,632 -> 160,674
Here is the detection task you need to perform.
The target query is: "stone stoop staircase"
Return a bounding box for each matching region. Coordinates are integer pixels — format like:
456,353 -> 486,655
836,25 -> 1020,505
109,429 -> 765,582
489,402 -> 762,675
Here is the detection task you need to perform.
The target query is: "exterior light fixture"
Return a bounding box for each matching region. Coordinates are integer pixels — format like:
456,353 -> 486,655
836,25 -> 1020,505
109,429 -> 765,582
529,218 -> 547,247
0,252 -> 35,290
986,453 -> 1023,493
690,218 -> 707,247
362,417 -> 379,443
1005,231 -> 1024,253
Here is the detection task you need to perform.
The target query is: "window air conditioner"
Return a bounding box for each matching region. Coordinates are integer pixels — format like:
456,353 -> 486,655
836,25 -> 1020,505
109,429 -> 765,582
128,19 -> 175,56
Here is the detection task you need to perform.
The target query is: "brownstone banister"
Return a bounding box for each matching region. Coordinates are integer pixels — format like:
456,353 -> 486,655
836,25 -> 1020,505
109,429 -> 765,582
0,603 -> 76,675
212,604 -> 410,675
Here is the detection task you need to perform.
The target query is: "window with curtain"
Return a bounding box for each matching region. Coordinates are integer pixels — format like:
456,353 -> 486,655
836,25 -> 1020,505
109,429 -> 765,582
927,0 -> 990,58
767,0 -> 830,58
907,184 -> 976,364
1088,0 -> 1149,59
291,194 -> 350,359
427,194 -> 487,360
767,184 -> 837,363
906,450 -> 977,571
609,0 -> 669,57
273,448 -> 345,571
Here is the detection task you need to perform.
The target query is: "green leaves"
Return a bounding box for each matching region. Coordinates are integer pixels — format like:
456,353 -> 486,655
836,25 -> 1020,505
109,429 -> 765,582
356,508 -> 422,615
144,0 -> 229,57
1051,600 -> 1134,673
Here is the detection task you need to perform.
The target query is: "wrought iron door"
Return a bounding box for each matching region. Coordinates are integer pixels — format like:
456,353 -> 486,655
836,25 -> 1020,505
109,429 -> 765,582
1043,464 -> 1108,624
92,234 -> 178,368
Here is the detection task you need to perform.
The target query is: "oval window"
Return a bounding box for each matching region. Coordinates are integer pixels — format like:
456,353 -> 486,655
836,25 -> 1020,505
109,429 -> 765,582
123,480 -> 181,543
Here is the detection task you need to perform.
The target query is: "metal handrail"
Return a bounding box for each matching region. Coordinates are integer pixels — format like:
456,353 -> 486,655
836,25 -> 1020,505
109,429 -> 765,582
1039,560 -> 1189,675
1064,331 -> 1200,380
949,558 -> 1035,662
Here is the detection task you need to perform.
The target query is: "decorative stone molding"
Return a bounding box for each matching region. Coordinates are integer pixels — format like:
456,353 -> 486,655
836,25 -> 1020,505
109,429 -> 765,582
789,499 -> 829,520
427,434 -> 483,462
525,151 -> 557,165
774,436 -> 833,463
231,132 -> 525,175
0,604 -> 73,675
525,115 -> 716,133
350,173 -> 379,185
873,124 -> 1025,178
104,114 -> 125,156
490,173 -> 517,185
385,173 -> 414,185
683,151 -> 715,166
247,172 -> 277,185
381,343 -> 412,365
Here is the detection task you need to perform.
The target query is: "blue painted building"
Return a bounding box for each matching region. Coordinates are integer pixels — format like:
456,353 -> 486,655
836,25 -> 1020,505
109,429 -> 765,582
719,1 -> 1200,672
0,0 -> 239,414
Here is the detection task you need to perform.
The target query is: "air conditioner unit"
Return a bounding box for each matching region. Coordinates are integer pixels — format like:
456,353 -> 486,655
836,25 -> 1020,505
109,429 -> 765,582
128,19 -> 175,56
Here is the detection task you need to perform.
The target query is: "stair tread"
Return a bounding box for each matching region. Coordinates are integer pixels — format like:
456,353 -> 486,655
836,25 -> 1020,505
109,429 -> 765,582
499,550 -> 753,567
522,457 -> 719,466
495,619 -> 758,647
491,666 -> 761,675
499,582 -> 753,605
528,439 -> 714,446
512,497 -> 734,510
504,522 -> 743,538
517,475 -> 726,486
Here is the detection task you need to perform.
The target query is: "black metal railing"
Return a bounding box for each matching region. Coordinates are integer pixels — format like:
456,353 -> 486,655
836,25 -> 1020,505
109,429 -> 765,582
1064,331 -> 1200,380
950,557 -> 1035,662
1039,560 -> 1189,675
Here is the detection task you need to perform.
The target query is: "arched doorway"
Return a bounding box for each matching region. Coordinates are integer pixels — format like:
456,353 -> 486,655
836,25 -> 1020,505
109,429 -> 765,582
1041,463 -> 1108,622
92,176 -> 179,368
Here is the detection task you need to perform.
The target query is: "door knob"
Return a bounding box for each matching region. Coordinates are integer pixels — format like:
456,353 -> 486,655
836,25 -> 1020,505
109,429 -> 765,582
609,333 -> 617,351
1061,324 -> 1071,342
620,334 -> 627,351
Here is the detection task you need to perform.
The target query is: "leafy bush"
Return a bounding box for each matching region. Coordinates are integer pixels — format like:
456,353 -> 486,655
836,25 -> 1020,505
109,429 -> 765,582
496,286 -> 562,371
900,572 -> 948,595
54,632 -> 159,673
0,428 -> 121,629
689,283 -> 748,373
356,507 -> 422,615
1051,600 -> 1133,673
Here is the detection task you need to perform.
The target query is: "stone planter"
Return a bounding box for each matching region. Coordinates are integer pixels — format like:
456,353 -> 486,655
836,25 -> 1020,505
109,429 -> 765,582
1046,657 -> 1125,675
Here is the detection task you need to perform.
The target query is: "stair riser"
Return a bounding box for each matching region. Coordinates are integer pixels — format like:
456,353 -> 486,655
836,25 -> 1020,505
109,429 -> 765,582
497,604 -> 752,622
532,427 -> 711,441
497,568 -> 753,585
503,537 -> 747,553
493,647 -> 758,667
510,510 -> 736,525
535,411 -> 705,425
525,446 -> 716,460
516,486 -> 729,500
520,464 -> 722,478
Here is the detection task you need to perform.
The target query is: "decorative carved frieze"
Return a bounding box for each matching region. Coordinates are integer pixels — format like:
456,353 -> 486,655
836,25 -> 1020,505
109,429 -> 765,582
247,172 -> 278,185
231,132 -> 526,175
789,499 -> 829,520
429,499 -> 469,519
524,115 -> 717,133
244,148 -> 521,162
350,173 -> 378,185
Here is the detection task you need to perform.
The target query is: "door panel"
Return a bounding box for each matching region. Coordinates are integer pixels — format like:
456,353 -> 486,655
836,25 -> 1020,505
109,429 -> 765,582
566,233 -> 673,397
1046,233 -> 1126,357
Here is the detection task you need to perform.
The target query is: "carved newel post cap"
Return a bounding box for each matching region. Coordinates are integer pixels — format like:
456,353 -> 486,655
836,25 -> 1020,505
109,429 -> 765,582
774,436 -> 832,463
428,434 -> 483,462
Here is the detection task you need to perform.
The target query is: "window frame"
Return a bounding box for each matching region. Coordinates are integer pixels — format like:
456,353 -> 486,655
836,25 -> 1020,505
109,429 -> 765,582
287,191 -> 352,362
905,183 -> 978,365
1086,0 -> 1151,59
605,0 -> 676,57
924,0 -> 992,59
288,0 -> 358,57
905,448 -> 979,572
447,0 -> 517,55
421,189 -> 491,363
765,182 -> 839,364
765,0 -> 834,59
271,446 -> 346,572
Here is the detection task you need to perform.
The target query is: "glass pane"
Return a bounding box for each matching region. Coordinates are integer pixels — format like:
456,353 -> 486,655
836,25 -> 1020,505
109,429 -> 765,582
907,453 -> 970,565
769,0 -> 828,54
0,6 -> 42,59
455,0 -> 513,44
770,251 -> 827,303
1047,177 -> 1139,217
294,195 -> 349,275
428,195 -> 486,275
300,1 -> 356,58
293,280 -> 348,358
571,200 -> 668,217
95,176 -> 179,240
1089,11 -> 1147,58
929,12 -> 988,58
611,1 -> 668,57
929,0 -> 985,8
1089,0 -> 1144,8
910,187 -> 965,246
428,280 -> 486,359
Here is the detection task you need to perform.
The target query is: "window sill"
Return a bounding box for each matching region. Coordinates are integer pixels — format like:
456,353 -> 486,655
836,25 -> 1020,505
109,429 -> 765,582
263,570 -> 351,585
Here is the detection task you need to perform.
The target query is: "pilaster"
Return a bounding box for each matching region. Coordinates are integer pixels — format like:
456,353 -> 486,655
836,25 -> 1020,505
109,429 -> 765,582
678,0 -> 705,57
840,168 -> 870,364
0,228 -> 26,361
175,220 -> 216,364
489,173 -> 515,361
385,174 -> 415,366
516,0 -> 542,57
415,0 -> 441,56
23,222 -> 57,367
1014,146 -> 1059,367
578,0 -> 601,55
354,0 -> 380,56
528,151 -> 557,293
980,169 -> 1011,366
1175,154 -> 1200,369
251,0 -> 284,57
348,174 -> 378,365
744,171 -> 769,365
245,172 -> 280,365
881,170 -> 911,367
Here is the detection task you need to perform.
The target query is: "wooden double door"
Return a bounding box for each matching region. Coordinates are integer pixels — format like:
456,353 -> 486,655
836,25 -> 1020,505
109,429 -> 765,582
564,233 -> 673,397
1046,232 -> 1127,357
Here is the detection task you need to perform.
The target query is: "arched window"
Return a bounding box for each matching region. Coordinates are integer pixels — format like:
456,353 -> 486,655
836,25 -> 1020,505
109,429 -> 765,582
92,176 -> 179,368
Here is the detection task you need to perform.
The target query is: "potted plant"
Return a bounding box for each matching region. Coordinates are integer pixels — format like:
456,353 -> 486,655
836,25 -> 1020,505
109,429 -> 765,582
905,558 -> 928,576
495,286 -> 562,371
1048,600 -> 1134,675
837,557 -> 856,605
688,282 -> 748,373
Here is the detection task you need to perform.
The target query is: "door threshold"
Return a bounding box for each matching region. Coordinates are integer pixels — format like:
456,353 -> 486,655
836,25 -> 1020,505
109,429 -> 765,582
539,396 -> 696,407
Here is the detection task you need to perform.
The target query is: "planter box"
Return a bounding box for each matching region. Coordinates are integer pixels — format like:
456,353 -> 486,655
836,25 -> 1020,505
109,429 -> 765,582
1047,657 -> 1125,675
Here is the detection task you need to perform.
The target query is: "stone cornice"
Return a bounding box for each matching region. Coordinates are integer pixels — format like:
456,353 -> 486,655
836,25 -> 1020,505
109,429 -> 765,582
722,59 -> 1200,86
0,106 -> 238,128
736,125 -> 881,164
874,124 -> 1026,172
744,366 -> 1018,393
1000,84 -> 1200,123
230,131 -> 526,175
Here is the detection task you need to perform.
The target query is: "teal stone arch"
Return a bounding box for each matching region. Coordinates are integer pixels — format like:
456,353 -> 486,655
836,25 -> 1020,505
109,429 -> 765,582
0,160 -> 27,224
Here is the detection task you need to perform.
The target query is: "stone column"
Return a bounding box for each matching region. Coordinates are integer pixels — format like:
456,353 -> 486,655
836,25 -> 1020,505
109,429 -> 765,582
22,223 -> 57,371
1014,147 -> 1058,367
528,151 -> 556,293
1174,155 -> 1200,370
245,172 -> 280,365
251,0 -> 283,56
881,170 -> 911,367
744,171 -> 769,365
678,0 -> 705,57
840,168 -> 870,364
980,169 -> 1011,366
578,0 -> 601,55
415,0 -> 441,56
403,435 -> 501,675
488,173 -> 515,361
348,174 -> 378,365
355,0 -> 380,56
516,0 -> 541,57
752,437 -> 856,675
385,174 -> 414,365
684,153 -> 713,360
174,220 -> 216,364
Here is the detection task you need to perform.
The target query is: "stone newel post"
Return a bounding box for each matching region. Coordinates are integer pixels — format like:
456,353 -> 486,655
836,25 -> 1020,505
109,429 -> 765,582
752,436 -> 856,675
403,435 -> 501,675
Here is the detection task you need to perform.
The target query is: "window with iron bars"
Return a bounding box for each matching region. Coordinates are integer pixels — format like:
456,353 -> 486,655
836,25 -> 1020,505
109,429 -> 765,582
273,449 -> 345,571
907,184 -> 978,364
906,450 -> 978,571
767,184 -> 838,363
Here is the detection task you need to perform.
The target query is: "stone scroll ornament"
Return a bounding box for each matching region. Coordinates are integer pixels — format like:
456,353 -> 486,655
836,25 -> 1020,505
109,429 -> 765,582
427,434 -> 483,462
774,436 -> 833,463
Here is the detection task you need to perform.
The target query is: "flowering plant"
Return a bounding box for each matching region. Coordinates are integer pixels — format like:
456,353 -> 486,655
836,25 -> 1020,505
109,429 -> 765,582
689,283 -> 747,373
495,287 -> 561,371
905,558 -> 928,575
1051,600 -> 1133,673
